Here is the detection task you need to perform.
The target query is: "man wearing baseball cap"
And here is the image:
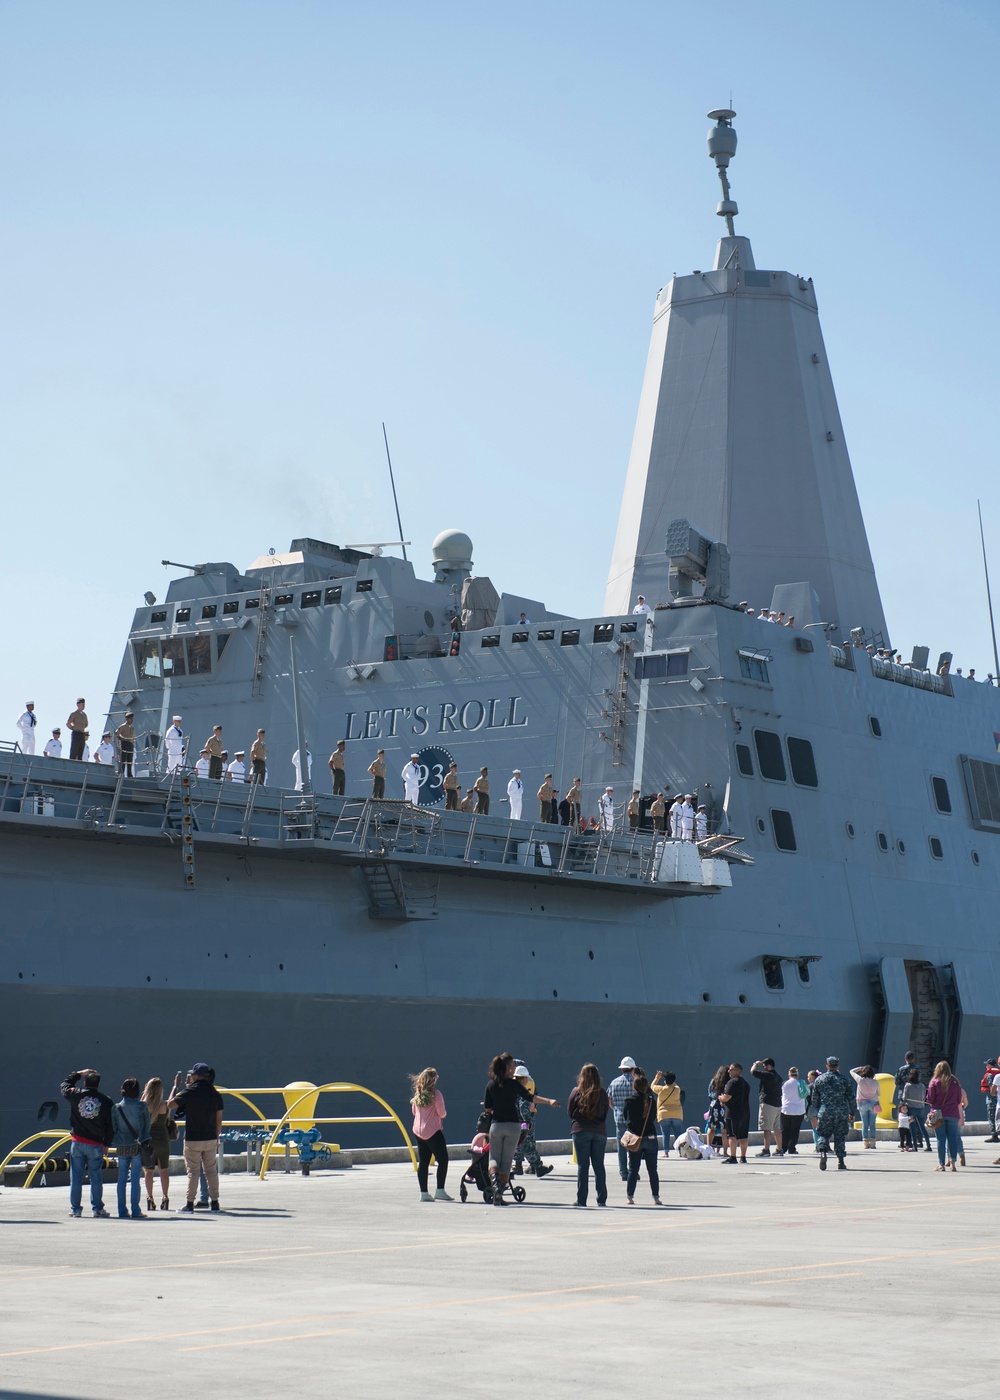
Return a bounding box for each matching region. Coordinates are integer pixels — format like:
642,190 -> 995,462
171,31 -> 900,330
168,1063 -> 225,1212
608,1056 -> 639,1180
981,1058 -> 1000,1143
809,1056 -> 855,1171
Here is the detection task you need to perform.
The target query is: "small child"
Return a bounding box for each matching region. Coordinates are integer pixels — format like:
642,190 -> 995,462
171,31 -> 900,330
898,1108 -> 913,1151
471,1128 -> 489,1155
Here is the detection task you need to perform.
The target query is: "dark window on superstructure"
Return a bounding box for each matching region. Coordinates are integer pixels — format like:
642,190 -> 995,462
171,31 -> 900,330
877,831 -> 889,851
771,810 -> 797,852
537,629 -> 555,641
929,836 -> 943,859
593,623 -> 615,643
481,635 -> 500,648
150,609 -> 167,624
324,586 -> 342,605
635,651 -> 689,680
931,776 -> 952,814
223,600 -> 239,615
186,635 -> 212,674
560,629 -> 580,646
175,607 -> 191,622
762,956 -> 785,990
301,590 -> 322,608
161,638 -> 186,677
274,593 -> 294,606
619,620 -> 637,634
134,640 -> 162,680
356,579 -> 373,593
754,730 -> 786,781
869,716 -> 882,738
201,604 -> 217,619
217,635 -> 230,660
512,631 -> 529,643
739,651 -> 769,683
735,743 -> 754,777
797,960 -> 812,985
787,737 -> 818,788
245,598 -> 260,610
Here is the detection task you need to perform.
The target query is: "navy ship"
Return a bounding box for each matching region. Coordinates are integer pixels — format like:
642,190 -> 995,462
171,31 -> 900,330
3,111 -> 998,1152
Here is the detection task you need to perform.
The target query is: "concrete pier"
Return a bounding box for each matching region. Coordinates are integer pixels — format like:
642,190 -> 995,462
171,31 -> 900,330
1,1135 -> 995,1397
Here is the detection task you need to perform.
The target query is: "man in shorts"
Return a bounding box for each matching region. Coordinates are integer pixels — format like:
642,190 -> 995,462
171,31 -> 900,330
719,1063 -> 750,1164
751,1057 -> 785,1157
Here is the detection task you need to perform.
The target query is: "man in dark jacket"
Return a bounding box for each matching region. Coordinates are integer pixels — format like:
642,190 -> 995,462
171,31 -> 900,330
169,1062 -> 225,1213
61,1069 -> 115,1217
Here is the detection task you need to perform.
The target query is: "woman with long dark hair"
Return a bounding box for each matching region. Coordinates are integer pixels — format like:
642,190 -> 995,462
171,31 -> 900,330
705,1065 -> 729,1154
483,1053 -> 559,1206
567,1063 -> 610,1207
621,1072 -> 661,1204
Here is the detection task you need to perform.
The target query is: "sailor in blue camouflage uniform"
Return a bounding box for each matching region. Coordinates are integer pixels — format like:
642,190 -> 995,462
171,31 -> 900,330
808,1055 -> 856,1171
511,1064 -> 553,1177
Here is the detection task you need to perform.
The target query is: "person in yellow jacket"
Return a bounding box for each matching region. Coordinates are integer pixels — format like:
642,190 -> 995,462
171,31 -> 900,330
650,1070 -> 685,1157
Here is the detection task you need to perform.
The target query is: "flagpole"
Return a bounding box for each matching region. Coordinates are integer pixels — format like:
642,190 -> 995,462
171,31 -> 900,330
978,500 -> 1000,682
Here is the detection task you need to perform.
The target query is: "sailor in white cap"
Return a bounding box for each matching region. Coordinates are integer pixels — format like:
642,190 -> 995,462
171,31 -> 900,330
17,702 -> 37,754
227,750 -> 246,782
598,785 -> 615,832
680,794 -> 696,841
43,727 -> 63,759
668,793 -> 684,838
402,753 -> 421,804
93,732 -> 115,765
632,595 -> 652,615
164,715 -> 186,773
696,804 -> 708,841
507,769 -> 523,821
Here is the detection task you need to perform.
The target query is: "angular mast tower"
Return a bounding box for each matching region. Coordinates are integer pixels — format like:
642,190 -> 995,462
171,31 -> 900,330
605,109 -> 887,639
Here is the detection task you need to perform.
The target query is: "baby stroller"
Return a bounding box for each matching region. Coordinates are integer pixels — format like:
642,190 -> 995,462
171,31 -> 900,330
459,1114 -> 528,1204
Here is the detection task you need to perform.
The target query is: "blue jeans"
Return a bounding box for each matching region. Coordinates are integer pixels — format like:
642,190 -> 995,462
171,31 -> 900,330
909,1103 -> 931,1148
859,1103 -> 878,1139
117,1153 -> 143,1217
659,1119 -> 684,1153
626,1138 -> 660,1199
935,1116 -> 962,1166
574,1131 -> 608,1206
69,1141 -> 105,1214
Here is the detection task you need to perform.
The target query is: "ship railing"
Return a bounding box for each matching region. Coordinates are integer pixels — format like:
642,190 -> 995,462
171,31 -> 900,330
870,654 -> 952,694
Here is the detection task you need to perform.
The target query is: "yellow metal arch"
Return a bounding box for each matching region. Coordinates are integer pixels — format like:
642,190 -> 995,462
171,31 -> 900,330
258,1082 -> 417,1179
215,1087 -> 269,1121
0,1130 -> 74,1188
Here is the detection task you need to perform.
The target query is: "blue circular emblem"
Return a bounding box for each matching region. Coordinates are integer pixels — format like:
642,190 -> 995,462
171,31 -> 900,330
415,746 -> 455,806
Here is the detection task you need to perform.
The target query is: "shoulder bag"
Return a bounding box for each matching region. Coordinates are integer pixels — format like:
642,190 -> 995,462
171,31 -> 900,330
621,1097 -> 654,1153
119,1104 -> 155,1170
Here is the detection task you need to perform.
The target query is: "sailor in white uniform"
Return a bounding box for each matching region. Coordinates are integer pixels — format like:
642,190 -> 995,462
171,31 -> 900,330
632,595 -> 652,615
194,748 -> 211,779
227,751 -> 247,782
17,703 -> 37,754
292,748 -> 312,792
43,728 -> 62,759
598,786 -> 615,832
507,769 -> 523,821
164,716 -> 186,772
696,804 -> 708,841
402,754 -> 422,804
668,795 -> 684,838
93,732 -> 115,764
680,794 -> 696,842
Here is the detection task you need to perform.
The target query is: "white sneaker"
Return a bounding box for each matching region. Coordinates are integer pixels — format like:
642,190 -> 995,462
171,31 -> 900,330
434,1189 -> 454,1201
419,1191 -> 434,1202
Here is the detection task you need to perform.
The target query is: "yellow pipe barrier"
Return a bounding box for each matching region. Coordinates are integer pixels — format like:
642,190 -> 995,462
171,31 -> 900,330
0,1130 -> 74,1188
257,1082 -> 417,1179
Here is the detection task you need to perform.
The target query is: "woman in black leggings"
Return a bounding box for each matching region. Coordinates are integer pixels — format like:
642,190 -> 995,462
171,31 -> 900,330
409,1068 -> 452,1202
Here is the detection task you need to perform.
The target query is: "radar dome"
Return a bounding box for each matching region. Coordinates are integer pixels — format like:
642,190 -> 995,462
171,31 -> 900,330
431,529 -> 473,582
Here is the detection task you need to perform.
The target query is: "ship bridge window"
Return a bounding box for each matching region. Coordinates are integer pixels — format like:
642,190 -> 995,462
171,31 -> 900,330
481,634 -> 500,648
635,650 -> 689,681
735,743 -> 754,777
223,600 -> 239,615
931,776 -> 952,814
201,604 -> 217,619
739,650 -> 770,683
150,609 -> 167,624
929,836 -> 943,859
770,809 -> 797,852
161,638 -> 186,677
133,640 -> 162,680
356,579 -> 373,593
560,629 -> 580,646
754,729 -> 786,781
325,585 -> 342,604
787,737 -> 818,788
245,597 -> 260,610
593,623 -> 615,643
512,631 -> 529,643
619,620 -> 637,634
537,628 -> 555,641
301,590 -> 322,608
175,607 -> 191,622
186,635 -> 212,675
274,592 -> 294,606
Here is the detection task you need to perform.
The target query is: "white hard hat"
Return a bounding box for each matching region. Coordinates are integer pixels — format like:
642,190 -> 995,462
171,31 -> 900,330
513,1065 -> 530,1079
618,1056 -> 636,1070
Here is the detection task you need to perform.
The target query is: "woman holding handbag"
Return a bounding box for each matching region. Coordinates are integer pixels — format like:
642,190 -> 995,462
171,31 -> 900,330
621,1072 -> 661,1204
926,1061 -> 964,1172
141,1077 -> 174,1211
112,1077 -> 152,1219
850,1065 -> 881,1149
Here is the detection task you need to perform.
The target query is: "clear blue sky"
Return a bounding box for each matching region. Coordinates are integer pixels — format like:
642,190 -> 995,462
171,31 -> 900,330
3,0 -> 999,739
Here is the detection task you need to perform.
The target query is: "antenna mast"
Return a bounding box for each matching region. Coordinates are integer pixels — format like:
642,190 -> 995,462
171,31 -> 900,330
978,499 -> 1000,681
707,108 -> 739,237
381,423 -> 408,562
